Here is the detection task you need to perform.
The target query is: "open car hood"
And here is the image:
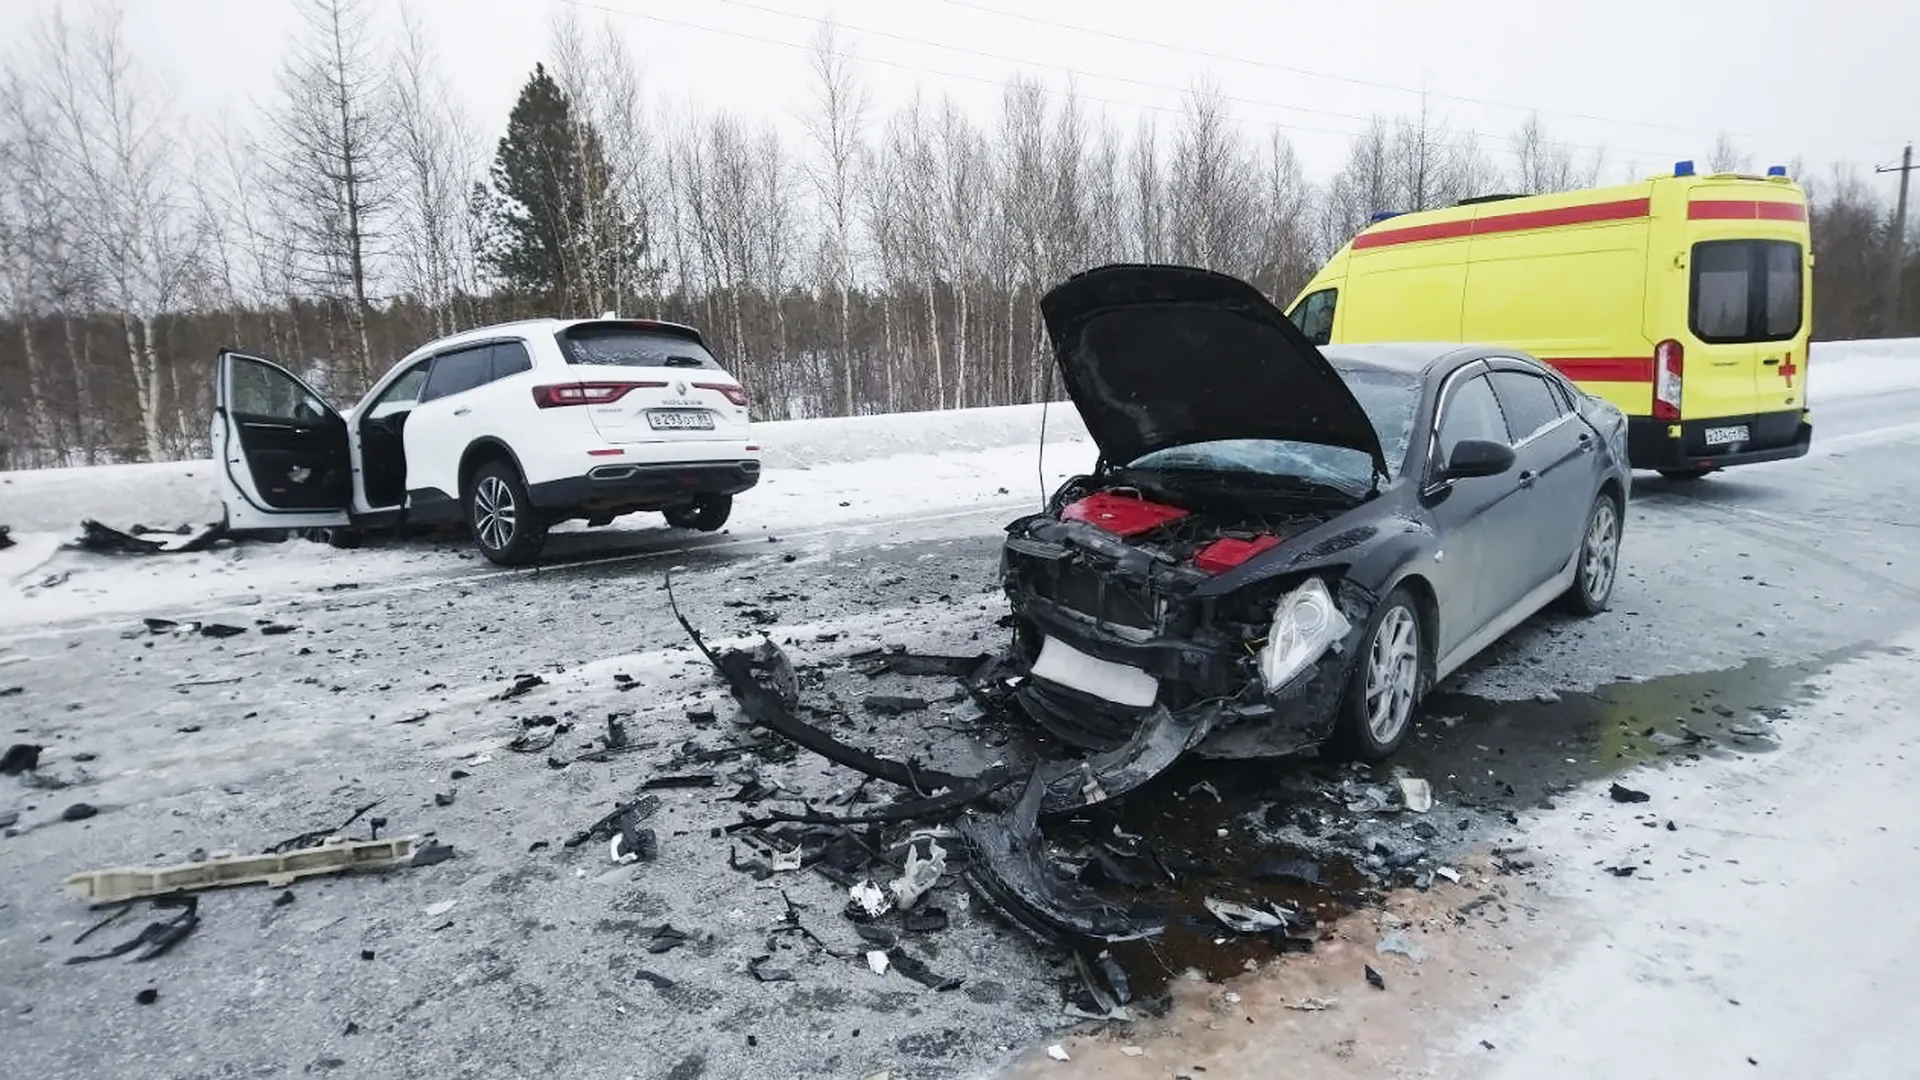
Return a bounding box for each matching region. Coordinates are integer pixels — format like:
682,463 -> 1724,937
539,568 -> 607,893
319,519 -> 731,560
1039,264 -> 1388,478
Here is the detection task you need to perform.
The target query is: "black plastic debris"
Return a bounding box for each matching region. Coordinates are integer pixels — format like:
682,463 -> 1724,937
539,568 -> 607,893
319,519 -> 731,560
0,525 -> 11,550
1606,865 -> 1638,877
433,791 -> 456,807
1365,964 -> 1386,990
634,969 -> 676,990
566,795 -> 661,849
495,674 -> 547,701
67,896 -> 199,964
272,891 -> 296,908
360,949 -> 376,961
0,685 -> 22,698
902,907 -> 950,933
958,771 -> 1159,946
886,947 -> 963,991
646,925 -> 691,954
605,715 -> 630,750
135,988 -> 158,1005
851,650 -> 993,679
747,953 -> 796,983
0,743 -> 42,775
862,695 -> 930,717
611,803 -> 658,864
259,623 -> 297,636
642,773 -> 718,790
143,617 -> 179,634
61,803 -> 98,822
1609,782 -> 1651,804
198,623 -> 246,639
412,842 -> 456,867
265,801 -> 383,853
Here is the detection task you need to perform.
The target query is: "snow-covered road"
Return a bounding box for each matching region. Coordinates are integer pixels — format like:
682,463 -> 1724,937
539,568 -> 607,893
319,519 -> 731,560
2,340 -> 1919,1080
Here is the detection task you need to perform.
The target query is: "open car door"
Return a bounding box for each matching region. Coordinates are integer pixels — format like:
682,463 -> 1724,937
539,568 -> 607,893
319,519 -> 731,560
212,350 -> 353,531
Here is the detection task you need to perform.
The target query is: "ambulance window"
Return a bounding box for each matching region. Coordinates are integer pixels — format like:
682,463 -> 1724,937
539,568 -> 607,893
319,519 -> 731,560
1487,370 -> 1565,442
1762,243 -> 1802,338
1435,373 -> 1512,472
1690,239 -> 1803,344
1290,289 -> 1337,346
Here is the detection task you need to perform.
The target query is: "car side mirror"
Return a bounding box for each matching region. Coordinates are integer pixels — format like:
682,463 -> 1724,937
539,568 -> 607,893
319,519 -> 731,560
1443,439 -> 1516,480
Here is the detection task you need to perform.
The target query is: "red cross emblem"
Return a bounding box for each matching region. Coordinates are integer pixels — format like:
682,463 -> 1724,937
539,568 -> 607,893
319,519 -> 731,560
1777,351 -> 1797,388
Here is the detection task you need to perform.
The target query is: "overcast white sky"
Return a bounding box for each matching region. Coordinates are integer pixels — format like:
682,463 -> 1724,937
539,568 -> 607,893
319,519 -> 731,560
5,0 -> 1915,192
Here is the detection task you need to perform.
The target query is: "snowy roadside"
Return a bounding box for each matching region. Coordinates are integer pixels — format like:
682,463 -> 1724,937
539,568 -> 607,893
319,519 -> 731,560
0,436 -> 1094,634
1,337 -> 1914,635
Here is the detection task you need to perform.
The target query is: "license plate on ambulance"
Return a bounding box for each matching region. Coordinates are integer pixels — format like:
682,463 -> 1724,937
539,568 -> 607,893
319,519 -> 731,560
1702,425 -> 1749,446
646,409 -> 715,431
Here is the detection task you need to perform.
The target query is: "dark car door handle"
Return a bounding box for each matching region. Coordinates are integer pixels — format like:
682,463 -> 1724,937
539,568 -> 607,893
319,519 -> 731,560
1517,469 -> 1537,487
1763,357 -> 1781,365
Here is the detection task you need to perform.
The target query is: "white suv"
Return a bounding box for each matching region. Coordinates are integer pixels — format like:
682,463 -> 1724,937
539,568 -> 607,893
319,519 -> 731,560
210,318 -> 761,565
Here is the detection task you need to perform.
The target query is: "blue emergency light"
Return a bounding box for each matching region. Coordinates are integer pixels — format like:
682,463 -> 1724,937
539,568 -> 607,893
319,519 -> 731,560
1767,165 -> 1787,177
1674,160 -> 1696,176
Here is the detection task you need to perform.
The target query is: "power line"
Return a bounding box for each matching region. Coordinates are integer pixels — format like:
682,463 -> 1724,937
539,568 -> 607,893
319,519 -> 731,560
683,0 -> 1686,161
926,0 -> 1892,150
569,0 -> 1687,165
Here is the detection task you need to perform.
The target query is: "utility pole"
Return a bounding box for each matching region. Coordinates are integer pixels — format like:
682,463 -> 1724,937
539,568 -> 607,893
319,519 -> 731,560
1877,143 -> 1915,335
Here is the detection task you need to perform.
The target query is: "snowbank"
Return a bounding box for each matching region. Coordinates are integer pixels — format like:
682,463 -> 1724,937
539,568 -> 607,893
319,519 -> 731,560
1806,337 -> 1920,403
0,401 -> 1091,533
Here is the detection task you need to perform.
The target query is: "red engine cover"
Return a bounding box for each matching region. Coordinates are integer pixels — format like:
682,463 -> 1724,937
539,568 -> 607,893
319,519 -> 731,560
1193,534 -> 1283,575
1059,491 -> 1190,537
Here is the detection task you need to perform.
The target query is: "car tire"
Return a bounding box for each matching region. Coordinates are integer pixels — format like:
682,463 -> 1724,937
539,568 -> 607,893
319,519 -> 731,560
468,460 -> 547,567
664,494 -> 732,532
1557,492 -> 1622,615
1329,587 -> 1425,762
1658,467 -> 1714,481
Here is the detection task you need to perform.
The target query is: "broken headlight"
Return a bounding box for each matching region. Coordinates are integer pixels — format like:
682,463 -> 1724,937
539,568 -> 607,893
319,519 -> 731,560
1256,577 -> 1354,690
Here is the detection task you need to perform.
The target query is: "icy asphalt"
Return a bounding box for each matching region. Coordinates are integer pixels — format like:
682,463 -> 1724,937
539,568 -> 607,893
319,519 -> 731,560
4,384 -> 1920,1080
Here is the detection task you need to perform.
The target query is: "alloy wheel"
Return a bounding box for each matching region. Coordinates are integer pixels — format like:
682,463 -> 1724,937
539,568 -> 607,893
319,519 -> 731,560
1364,605 -> 1420,744
473,474 -> 517,553
1582,500 -> 1619,603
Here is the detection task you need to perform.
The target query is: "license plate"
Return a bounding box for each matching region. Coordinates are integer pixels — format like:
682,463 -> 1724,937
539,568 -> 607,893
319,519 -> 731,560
646,409 -> 715,431
1703,425 -> 1750,446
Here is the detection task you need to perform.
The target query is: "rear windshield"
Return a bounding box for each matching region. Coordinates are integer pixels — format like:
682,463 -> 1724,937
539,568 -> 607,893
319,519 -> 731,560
556,325 -> 723,370
1690,240 -> 1803,344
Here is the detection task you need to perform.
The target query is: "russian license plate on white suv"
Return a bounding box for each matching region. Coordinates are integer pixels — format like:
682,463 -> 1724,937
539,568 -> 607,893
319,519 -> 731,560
646,409 -> 715,431
1703,425 -> 1750,446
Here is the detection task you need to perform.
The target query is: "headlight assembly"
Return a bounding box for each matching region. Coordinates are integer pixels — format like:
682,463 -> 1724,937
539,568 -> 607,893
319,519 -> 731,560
1257,577 -> 1354,690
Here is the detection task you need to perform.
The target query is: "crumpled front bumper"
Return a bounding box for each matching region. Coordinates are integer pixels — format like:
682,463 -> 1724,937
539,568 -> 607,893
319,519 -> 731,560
1005,585 -> 1366,761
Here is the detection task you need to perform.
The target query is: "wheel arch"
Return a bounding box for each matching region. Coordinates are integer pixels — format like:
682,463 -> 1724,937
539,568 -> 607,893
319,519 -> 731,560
1381,569 -> 1440,696
458,438 -> 528,499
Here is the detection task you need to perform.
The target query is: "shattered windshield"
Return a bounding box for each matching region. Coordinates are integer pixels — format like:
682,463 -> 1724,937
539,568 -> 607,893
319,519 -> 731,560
1125,363 -> 1420,494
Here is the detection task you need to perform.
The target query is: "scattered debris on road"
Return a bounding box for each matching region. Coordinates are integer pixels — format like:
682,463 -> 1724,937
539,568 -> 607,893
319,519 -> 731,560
1609,782 -> 1652,804
63,836 -> 423,905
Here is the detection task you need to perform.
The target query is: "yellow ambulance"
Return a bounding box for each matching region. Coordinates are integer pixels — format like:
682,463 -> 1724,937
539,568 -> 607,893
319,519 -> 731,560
1286,162 -> 1812,478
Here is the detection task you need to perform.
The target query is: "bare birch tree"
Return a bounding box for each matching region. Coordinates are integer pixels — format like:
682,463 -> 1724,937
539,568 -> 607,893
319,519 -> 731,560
802,21 -> 869,414
270,0 -> 393,388
390,3 -> 475,337
32,3 -> 196,461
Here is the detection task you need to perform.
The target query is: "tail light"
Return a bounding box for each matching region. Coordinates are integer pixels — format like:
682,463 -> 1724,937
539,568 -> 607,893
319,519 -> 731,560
1652,340 -> 1683,422
695,382 -> 750,407
532,381 -> 664,408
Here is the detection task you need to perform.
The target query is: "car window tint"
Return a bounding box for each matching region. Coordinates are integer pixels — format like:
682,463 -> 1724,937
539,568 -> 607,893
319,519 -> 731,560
367,363 -> 431,420
1289,288 -> 1337,346
1436,374 -> 1510,466
420,345 -> 494,402
491,341 -> 534,381
1488,370 -> 1565,441
557,325 -> 723,370
231,357 -> 326,421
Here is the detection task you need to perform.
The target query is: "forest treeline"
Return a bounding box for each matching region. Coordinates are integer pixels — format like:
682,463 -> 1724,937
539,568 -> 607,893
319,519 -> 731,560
2,0 -> 1914,468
